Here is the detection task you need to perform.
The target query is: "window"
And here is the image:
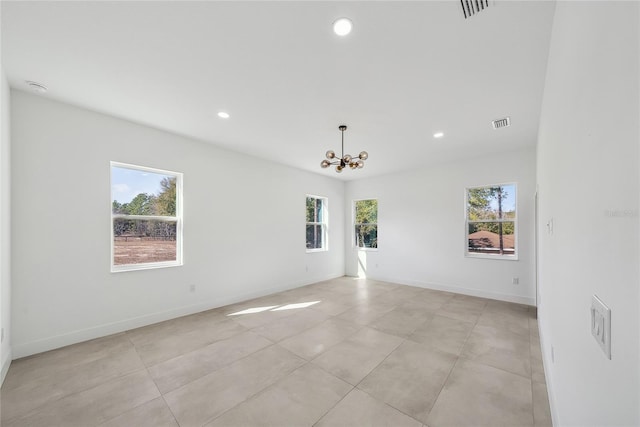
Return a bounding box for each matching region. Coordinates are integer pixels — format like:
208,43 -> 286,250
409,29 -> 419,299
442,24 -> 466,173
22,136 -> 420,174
306,195 -> 327,251
466,184 -> 516,258
354,199 -> 378,249
111,162 -> 183,272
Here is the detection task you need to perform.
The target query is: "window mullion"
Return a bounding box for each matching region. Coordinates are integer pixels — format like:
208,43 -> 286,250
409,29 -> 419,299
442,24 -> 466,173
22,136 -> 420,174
113,214 -> 178,222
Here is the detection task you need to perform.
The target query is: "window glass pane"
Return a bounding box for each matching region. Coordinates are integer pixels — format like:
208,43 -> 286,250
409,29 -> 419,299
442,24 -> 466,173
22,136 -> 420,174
306,197 -> 324,223
316,199 -> 324,223
113,219 -> 177,265
306,197 -> 314,222
355,224 -> 377,248
467,185 -> 516,220
306,224 -> 324,249
468,221 -> 515,255
112,166 -> 177,216
355,199 -> 377,224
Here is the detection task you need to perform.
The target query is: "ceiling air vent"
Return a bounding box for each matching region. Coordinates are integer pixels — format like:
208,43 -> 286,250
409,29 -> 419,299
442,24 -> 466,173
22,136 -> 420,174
461,0 -> 489,19
492,117 -> 511,130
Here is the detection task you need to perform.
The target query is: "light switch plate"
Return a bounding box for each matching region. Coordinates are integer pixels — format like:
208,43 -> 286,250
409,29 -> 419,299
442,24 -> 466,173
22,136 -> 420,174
591,295 -> 611,359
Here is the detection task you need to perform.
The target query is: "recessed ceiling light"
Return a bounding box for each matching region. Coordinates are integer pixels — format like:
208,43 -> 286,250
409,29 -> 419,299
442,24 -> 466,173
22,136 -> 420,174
433,132 -> 444,138
25,80 -> 47,93
333,18 -> 353,36
217,112 -> 230,119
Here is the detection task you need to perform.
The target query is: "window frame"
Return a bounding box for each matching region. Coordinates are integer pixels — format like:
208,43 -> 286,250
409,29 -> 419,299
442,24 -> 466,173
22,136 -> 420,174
110,161 -> 184,272
465,182 -> 517,260
306,195 -> 328,252
353,198 -> 378,251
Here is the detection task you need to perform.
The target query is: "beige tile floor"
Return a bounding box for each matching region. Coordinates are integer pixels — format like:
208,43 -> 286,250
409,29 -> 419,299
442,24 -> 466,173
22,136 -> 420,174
0,277 -> 553,427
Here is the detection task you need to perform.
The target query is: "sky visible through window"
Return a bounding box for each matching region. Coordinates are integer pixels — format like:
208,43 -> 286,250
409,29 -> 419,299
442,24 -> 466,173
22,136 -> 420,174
112,166 -> 173,204
488,184 -> 516,213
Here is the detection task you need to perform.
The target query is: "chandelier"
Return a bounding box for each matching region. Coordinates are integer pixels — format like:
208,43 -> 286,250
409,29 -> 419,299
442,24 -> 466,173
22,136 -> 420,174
320,125 -> 368,173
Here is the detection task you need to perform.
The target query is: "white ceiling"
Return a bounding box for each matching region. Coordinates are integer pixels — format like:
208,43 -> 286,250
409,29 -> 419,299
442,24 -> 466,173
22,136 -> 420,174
1,1 -> 556,180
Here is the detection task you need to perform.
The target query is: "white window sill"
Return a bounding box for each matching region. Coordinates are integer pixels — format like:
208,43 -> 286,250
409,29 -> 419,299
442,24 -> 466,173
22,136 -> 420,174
306,248 -> 328,253
465,253 -> 518,261
111,261 -> 183,273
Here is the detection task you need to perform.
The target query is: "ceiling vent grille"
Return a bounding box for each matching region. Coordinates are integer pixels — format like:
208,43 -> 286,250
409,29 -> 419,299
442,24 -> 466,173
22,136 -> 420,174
492,117 -> 511,129
461,0 -> 489,19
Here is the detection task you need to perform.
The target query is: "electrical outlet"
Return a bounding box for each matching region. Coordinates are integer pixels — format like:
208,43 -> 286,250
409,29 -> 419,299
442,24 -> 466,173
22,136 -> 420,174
189,284 -> 196,293
512,277 -> 519,285
546,218 -> 554,235
591,295 -> 611,359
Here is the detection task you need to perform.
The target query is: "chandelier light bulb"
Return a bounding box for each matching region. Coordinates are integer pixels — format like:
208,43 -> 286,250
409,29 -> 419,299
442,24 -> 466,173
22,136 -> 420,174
357,160 -> 364,168
326,150 -> 336,159
359,151 -> 368,160
321,160 -> 330,168
343,154 -> 352,163
336,165 -> 343,173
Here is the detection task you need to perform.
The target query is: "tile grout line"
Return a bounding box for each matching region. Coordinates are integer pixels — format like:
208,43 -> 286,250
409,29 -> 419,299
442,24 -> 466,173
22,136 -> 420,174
356,387 -> 425,426
250,311 -> 342,346
423,302 -> 484,423
126,320 -> 277,426
309,291 -> 426,425
310,383 -> 357,426
102,333 -> 181,427
199,352 -> 310,427
311,332 -> 421,427
148,339 -> 280,395
318,293 -> 464,424
135,294 -> 370,423
3,336 -> 147,427
159,394 -> 181,427
457,303 -> 536,381
351,334 -> 421,421
266,280 -> 422,426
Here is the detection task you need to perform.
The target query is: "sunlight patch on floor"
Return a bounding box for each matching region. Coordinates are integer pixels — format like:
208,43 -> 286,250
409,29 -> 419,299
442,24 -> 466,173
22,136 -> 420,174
271,301 -> 320,311
228,306 -> 279,316
228,301 -> 321,316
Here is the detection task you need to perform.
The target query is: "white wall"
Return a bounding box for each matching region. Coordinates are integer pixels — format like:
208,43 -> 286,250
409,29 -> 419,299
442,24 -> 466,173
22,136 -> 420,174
537,2 -> 639,426
1,68 -> 12,382
10,91 -> 345,358
345,147 -> 537,305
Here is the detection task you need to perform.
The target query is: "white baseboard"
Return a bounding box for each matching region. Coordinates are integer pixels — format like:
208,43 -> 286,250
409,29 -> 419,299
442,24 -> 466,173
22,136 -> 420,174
367,275 -> 536,306
1,348 -> 11,385
11,272 -> 532,359
12,273 -> 344,359
537,316 -> 559,426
